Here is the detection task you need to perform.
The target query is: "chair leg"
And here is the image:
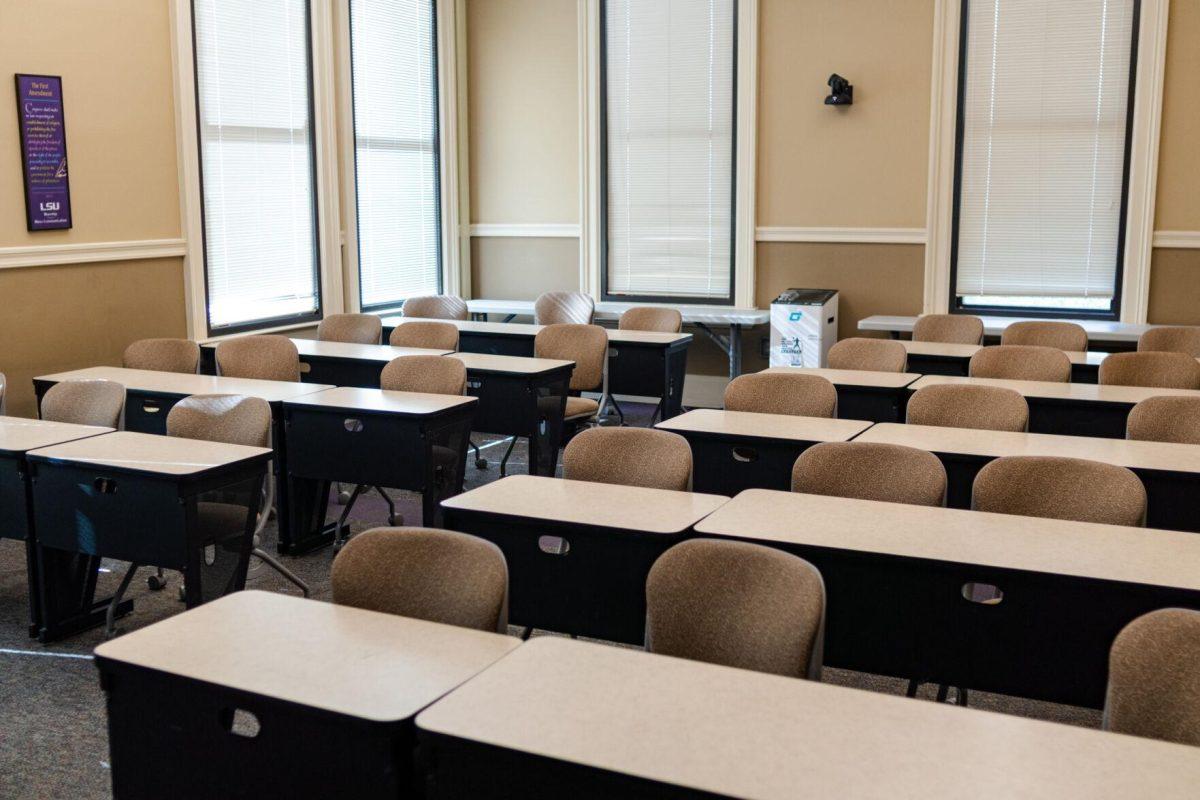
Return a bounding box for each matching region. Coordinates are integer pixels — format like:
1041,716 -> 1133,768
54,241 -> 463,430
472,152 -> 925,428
253,548 -> 310,597
520,626 -> 534,641
498,436 -> 519,477
106,563 -> 141,638
935,683 -> 950,703
335,484 -> 367,549
373,486 -> 399,526
335,482 -> 351,504
609,397 -> 626,426
956,688 -> 969,707
906,678 -> 921,698
471,438 -> 488,469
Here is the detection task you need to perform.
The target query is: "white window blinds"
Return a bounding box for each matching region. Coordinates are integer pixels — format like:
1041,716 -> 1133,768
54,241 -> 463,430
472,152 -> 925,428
193,0 -> 321,331
604,0 -> 735,300
350,0 -> 441,311
955,0 -> 1136,306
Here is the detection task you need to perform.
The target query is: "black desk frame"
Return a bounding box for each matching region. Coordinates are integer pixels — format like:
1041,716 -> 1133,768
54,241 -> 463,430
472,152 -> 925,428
835,384 -> 911,423
671,430 -> 823,495
464,364 -> 571,477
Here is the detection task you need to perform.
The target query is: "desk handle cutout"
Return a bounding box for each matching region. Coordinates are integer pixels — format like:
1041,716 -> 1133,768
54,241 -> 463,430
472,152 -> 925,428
219,708 -> 261,738
142,400 -> 161,414
961,582 -> 1003,605
731,446 -> 759,463
343,418 -> 365,433
538,535 -> 569,555
93,477 -> 118,495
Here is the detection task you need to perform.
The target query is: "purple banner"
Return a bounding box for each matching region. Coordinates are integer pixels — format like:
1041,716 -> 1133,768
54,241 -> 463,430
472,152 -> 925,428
15,74 -> 72,231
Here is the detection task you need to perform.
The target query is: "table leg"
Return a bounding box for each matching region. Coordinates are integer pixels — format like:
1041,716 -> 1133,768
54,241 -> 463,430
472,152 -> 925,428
35,548 -> 131,643
729,324 -> 743,380
527,378 -> 569,476
661,347 -> 688,420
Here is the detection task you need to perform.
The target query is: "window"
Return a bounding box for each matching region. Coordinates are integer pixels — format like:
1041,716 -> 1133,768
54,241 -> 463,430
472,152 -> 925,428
349,0 -> 441,312
192,0 -> 322,334
602,0 -> 736,303
951,0 -> 1138,318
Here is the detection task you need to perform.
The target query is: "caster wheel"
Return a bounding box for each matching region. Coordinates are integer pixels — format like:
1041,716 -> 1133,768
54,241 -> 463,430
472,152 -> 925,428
475,459 -> 489,469
337,490 -> 352,504
147,574 -> 167,591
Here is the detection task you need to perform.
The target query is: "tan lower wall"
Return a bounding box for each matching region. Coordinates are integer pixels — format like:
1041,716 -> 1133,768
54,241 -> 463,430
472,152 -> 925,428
1147,249 -> 1200,325
0,258 -> 187,417
470,237 -> 581,301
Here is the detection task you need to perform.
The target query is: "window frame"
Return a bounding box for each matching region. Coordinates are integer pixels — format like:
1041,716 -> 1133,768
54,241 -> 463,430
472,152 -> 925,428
946,0 -> 1142,321
189,0 -> 326,337
597,0 -> 740,306
346,0 -> 445,314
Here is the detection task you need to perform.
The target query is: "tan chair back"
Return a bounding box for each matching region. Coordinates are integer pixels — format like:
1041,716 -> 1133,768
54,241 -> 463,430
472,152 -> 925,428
380,355 -> 467,396
534,323 -> 607,391
972,455 -> 1146,526
791,441 -> 947,507
534,291 -> 595,325
969,345 -> 1071,382
388,321 -> 460,351
1000,320 -> 1088,352
1126,396 -> 1200,444
1098,351 -> 1200,390
215,336 -> 300,382
1103,608 -> 1200,747
402,295 -> 469,320
907,384 -> 1029,432
317,313 -> 382,344
912,314 -> 984,345
41,380 -> 125,428
122,338 -> 200,374
826,338 -> 907,372
1138,326 -> 1200,358
646,538 -> 825,679
619,306 -> 682,333
166,394 -> 271,448
563,427 -> 691,491
331,526 -> 509,632
724,373 -> 837,418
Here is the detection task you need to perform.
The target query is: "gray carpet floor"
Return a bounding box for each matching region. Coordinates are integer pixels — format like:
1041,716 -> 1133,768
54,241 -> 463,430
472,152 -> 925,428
0,406 -> 1101,799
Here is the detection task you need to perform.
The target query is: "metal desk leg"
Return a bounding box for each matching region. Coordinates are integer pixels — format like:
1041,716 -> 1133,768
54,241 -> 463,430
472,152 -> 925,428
694,323 -> 745,382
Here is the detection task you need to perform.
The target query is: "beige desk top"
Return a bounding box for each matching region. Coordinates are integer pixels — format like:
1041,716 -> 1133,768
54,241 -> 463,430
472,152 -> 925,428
448,352 -> 574,375
28,430 -> 271,476
695,489 -> 1200,592
656,409 -> 872,443
290,338 -> 451,361
764,366 -> 921,389
858,423 -> 1200,474
385,317 -> 691,346
909,374 -> 1200,403
441,475 -> 728,534
605,329 -> 692,345
417,637 -> 1200,800
899,341 -> 982,358
0,416 -> 113,455
284,387 -> 476,415
35,366 -> 333,403
95,591 -> 520,722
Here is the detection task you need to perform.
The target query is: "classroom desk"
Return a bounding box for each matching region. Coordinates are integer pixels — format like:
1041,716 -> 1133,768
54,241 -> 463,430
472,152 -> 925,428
460,298 -> 767,380
383,318 -> 693,419
898,342 -> 1115,383
442,475 -> 728,644
859,314 -> 1155,347
32,366 -> 332,554
28,431 -> 270,642
857,422 -> 1200,532
416,637 -> 1200,800
763,366 -> 920,422
94,591 -> 519,800
199,338 -> 452,388
283,387 -> 477,542
448,353 -> 573,476
695,489 -> 1200,708
908,374 -> 1200,439
655,409 -> 873,495
0,417 -> 112,636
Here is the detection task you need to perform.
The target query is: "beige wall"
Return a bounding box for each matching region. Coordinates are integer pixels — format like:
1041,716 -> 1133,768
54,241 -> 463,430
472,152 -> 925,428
470,237 -> 580,300
0,0 -> 185,416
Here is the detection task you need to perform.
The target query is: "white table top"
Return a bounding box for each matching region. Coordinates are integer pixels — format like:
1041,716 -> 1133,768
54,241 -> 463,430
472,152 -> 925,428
384,316 -> 692,346
656,409 -> 873,443
284,387 -> 477,416
898,340 -> 983,358
465,298 -> 769,326
29,430 -> 271,476
858,423 -> 1200,474
290,338 -> 451,361
442,475 -> 728,534
0,416 -> 113,455
764,366 -> 921,389
448,352 -> 574,375
417,637 -> 1200,800
35,366 -> 333,403
95,591 -> 520,722
909,374 -> 1200,404
859,315 -> 1157,344
696,489 -> 1200,592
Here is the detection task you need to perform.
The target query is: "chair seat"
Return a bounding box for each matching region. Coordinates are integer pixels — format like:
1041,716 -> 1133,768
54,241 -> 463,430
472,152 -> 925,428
197,502 -> 252,541
565,396 -> 600,420
432,445 -> 458,466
